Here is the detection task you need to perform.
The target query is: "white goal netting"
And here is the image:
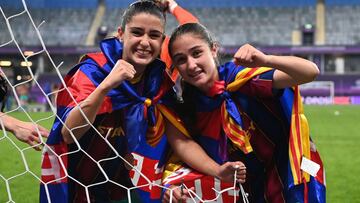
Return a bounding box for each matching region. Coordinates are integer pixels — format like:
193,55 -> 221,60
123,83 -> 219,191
0,1 -> 246,202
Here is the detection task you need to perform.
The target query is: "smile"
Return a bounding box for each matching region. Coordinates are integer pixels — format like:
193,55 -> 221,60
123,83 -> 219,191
135,49 -> 151,56
189,70 -> 203,79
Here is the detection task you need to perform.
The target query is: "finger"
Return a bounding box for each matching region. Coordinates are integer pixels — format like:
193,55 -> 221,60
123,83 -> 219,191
31,130 -> 47,140
236,177 -> 246,183
183,187 -> 195,202
27,140 -> 41,151
236,171 -> 246,177
237,47 -> 245,58
33,144 -> 42,151
234,161 -> 246,168
239,46 -> 249,61
180,195 -> 188,202
33,125 -> 50,138
129,69 -> 136,77
183,187 -> 195,195
165,187 -> 179,203
130,69 -> 136,76
237,170 -> 247,176
237,174 -> 246,180
233,46 -> 243,59
246,49 -> 254,63
37,124 -> 50,133
40,131 -> 50,138
128,64 -> 136,73
162,193 -> 169,203
236,172 -> 246,182
37,125 -> 50,137
245,49 -> 254,62
126,73 -> 135,80
232,163 -> 240,169
237,178 -> 246,184
172,188 -> 184,201
30,134 -> 41,144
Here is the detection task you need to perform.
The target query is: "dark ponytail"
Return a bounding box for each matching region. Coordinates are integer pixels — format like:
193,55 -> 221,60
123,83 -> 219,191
121,0 -> 166,31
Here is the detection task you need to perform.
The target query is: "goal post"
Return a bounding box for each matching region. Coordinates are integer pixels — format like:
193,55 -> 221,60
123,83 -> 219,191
300,81 -> 335,105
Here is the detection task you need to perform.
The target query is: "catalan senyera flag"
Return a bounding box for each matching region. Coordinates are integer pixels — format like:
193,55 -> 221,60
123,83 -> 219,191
163,61 -> 325,203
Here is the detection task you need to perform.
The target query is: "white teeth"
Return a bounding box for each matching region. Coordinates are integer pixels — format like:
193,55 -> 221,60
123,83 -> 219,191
137,50 -> 150,55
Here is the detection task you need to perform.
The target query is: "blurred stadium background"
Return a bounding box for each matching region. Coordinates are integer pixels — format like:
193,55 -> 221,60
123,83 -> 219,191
0,0 -> 360,202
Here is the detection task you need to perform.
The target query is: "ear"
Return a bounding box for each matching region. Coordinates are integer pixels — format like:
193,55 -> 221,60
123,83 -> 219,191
211,42 -> 219,58
117,26 -> 124,41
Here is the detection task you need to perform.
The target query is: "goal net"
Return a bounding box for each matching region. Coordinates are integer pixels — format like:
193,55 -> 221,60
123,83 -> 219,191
0,1 -> 244,202
300,81 -> 335,105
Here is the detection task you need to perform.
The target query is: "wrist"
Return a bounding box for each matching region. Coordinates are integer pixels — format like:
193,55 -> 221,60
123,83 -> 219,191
1,114 -> 17,133
98,81 -> 116,93
264,55 -> 275,67
212,163 -> 221,179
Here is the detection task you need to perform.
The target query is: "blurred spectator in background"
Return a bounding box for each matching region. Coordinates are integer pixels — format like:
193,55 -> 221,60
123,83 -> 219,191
15,84 -> 30,108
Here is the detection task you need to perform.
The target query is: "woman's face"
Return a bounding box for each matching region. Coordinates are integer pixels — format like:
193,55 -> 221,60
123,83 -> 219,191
118,13 -> 164,72
171,33 -> 218,92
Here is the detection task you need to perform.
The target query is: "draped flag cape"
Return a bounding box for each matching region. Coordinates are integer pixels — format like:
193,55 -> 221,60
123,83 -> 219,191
162,62 -> 326,203
40,37 -> 175,203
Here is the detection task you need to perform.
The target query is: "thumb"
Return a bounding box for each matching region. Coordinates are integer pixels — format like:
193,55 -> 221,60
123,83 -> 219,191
232,58 -> 241,66
37,125 -> 50,137
234,161 -> 246,169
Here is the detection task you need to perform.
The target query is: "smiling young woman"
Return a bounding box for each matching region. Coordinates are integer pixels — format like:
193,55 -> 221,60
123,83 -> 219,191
165,22 -> 325,203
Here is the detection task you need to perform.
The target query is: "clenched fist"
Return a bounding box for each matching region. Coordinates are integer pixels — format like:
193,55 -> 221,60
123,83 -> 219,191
216,161 -> 246,183
101,59 -> 136,90
233,44 -> 271,68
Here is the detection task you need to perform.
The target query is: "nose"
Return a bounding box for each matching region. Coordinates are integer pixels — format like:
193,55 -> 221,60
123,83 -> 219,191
187,57 -> 197,72
139,35 -> 150,47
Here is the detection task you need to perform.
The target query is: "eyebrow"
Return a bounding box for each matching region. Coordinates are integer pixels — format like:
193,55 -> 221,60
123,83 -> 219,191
172,45 -> 202,59
129,27 -> 163,34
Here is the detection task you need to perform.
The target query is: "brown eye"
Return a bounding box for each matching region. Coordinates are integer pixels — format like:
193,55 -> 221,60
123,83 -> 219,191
130,28 -> 144,37
174,57 -> 187,65
149,33 -> 162,39
192,50 -> 202,58
131,30 -> 142,36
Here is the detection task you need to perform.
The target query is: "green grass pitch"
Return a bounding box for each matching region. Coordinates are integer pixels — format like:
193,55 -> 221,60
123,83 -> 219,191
0,105 -> 359,202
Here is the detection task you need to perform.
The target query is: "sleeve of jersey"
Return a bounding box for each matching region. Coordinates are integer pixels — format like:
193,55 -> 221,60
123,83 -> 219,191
172,5 -> 198,25
229,68 -> 282,98
160,37 -> 173,72
238,69 -> 279,98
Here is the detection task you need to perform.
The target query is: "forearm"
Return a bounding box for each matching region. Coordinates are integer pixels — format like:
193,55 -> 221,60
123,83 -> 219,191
61,84 -> 110,143
165,120 -> 220,178
267,55 -> 319,88
171,2 -> 198,25
172,138 -> 220,177
0,112 -> 20,133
